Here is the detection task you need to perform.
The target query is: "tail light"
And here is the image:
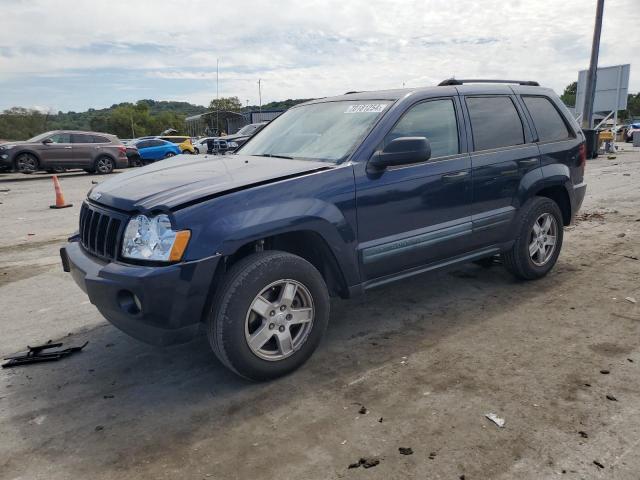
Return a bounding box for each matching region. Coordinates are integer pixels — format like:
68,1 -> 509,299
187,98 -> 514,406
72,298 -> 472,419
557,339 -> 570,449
118,146 -> 127,157
578,143 -> 586,168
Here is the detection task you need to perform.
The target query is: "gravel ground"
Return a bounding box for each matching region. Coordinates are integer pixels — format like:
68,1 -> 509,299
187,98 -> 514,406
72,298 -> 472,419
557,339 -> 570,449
1,146 -> 639,480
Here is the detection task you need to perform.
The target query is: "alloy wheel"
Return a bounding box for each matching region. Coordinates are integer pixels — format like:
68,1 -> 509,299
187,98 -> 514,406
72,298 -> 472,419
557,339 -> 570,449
244,279 -> 315,361
529,212 -> 558,266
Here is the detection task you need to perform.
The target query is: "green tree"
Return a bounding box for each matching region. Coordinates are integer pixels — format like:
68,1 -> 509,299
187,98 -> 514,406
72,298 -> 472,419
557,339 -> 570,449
560,82 -> 577,107
209,96 -> 243,112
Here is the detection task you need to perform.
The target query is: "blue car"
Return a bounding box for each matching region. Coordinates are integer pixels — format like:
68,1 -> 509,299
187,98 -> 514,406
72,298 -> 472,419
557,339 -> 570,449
131,138 -> 181,163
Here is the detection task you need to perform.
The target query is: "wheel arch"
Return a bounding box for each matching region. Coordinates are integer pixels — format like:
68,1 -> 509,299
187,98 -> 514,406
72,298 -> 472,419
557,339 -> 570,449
221,229 -> 351,299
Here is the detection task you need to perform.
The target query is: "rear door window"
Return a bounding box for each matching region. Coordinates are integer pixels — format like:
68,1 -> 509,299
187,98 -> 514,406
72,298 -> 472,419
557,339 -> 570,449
466,96 -> 525,151
386,98 -> 459,158
522,96 -> 572,142
91,135 -> 110,143
71,133 -> 92,143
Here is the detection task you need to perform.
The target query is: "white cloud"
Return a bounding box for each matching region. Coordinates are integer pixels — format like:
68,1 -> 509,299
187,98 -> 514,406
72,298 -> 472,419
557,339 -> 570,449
0,0 -> 638,110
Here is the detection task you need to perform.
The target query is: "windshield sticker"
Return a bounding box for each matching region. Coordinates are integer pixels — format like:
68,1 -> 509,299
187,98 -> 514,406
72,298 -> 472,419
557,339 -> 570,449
344,104 -> 387,114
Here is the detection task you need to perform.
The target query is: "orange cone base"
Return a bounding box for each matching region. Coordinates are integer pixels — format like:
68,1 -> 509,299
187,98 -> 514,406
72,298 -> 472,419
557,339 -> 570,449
50,203 -> 73,209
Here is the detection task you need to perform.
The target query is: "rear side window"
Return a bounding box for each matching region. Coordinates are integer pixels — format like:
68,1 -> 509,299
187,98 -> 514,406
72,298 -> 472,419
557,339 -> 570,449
466,96 -> 524,151
92,135 -> 110,143
386,98 -> 459,158
522,96 -> 572,142
71,134 -> 92,143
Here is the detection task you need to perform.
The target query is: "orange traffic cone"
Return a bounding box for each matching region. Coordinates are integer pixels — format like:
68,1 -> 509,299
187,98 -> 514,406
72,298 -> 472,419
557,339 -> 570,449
50,175 -> 72,209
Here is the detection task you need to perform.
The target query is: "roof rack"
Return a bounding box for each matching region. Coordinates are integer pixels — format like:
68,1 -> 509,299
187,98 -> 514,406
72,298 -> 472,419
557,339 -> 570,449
438,79 -> 540,87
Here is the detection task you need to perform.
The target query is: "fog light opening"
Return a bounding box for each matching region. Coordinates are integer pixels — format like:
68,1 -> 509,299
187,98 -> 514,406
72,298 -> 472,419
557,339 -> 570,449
117,290 -> 142,315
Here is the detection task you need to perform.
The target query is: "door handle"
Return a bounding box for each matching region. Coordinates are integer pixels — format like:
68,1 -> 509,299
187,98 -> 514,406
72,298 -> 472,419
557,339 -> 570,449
64,146 -> 72,149
442,171 -> 469,182
518,158 -> 539,166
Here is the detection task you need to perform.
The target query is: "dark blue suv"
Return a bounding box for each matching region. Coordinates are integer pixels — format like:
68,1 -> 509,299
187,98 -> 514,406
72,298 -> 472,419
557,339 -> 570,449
61,79 -> 587,380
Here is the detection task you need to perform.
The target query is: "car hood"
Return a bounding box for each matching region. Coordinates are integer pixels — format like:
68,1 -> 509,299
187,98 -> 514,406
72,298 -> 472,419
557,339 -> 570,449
88,154 -> 333,212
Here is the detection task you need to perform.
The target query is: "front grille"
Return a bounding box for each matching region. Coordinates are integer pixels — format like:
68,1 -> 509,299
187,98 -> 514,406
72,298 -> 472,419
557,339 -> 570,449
79,202 -> 125,260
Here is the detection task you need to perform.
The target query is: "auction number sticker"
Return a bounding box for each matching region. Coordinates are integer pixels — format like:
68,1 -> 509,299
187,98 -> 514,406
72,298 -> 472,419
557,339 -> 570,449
344,104 -> 387,113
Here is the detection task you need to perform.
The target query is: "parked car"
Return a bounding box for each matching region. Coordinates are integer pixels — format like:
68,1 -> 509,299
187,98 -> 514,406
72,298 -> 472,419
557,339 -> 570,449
192,137 -> 233,155
157,136 -> 196,154
202,122 -> 268,153
131,138 -> 182,163
0,130 -> 128,174
61,79 -> 587,381
624,123 -> 640,142
125,144 -> 143,167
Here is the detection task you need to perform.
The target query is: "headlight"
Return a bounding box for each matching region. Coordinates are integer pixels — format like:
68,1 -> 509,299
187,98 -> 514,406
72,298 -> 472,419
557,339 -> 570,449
227,141 -> 238,148
121,214 -> 191,262
0,144 -> 15,150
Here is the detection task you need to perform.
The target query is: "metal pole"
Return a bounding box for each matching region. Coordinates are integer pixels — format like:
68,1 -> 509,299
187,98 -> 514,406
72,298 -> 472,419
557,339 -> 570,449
216,58 -> 219,135
258,79 -> 262,114
582,0 -> 605,129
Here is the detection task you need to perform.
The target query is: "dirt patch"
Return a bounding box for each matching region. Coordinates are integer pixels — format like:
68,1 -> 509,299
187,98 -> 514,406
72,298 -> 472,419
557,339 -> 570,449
589,342 -> 634,357
0,237 -> 68,255
0,263 -> 56,287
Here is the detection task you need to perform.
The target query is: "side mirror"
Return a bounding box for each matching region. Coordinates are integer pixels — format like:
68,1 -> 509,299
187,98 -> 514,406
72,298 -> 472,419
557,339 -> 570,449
42,138 -> 53,145
368,137 -> 431,172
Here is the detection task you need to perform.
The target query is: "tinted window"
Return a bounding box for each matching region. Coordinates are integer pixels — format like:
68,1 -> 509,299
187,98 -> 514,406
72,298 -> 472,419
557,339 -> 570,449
466,96 -> 524,151
386,99 -> 459,158
136,140 -> 152,148
522,96 -> 571,142
151,140 -> 166,147
92,135 -> 110,143
71,133 -> 93,143
49,133 -> 71,143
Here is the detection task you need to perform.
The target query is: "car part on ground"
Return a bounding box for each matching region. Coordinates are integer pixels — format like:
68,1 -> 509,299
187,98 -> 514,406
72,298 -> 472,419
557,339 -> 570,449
2,341 -> 88,368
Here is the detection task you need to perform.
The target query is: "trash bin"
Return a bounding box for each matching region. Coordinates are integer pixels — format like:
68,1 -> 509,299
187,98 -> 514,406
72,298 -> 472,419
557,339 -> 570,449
582,129 -> 600,159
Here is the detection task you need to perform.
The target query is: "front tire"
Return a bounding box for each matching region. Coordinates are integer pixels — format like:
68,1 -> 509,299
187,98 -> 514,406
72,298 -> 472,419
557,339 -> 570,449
503,197 -> 564,280
207,251 -> 330,381
165,152 -> 176,158
15,153 -> 39,174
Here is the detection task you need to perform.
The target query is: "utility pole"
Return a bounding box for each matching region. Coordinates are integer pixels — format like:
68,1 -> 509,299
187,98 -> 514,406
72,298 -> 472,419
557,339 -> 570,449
258,79 -> 262,114
130,112 -> 135,138
582,0 -> 605,129
216,58 -> 220,135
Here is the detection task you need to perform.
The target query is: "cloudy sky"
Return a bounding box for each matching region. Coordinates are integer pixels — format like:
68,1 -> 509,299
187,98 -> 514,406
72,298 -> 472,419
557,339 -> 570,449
0,0 -> 638,112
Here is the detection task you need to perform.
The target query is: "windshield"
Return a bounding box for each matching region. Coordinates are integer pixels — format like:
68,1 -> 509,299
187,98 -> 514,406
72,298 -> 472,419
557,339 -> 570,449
237,125 -> 257,135
239,101 -> 391,162
27,131 -> 56,142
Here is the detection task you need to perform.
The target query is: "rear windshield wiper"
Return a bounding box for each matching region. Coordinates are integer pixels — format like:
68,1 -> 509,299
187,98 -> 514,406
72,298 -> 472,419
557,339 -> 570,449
254,153 -> 294,160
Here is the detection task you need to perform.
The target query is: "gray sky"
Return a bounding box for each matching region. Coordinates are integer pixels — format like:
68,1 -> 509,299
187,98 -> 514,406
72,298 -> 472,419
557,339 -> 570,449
0,0 -> 637,112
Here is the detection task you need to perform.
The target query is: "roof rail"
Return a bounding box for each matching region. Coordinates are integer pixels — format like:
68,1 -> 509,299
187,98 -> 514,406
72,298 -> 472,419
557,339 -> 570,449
438,79 -> 540,87
344,91 -> 363,94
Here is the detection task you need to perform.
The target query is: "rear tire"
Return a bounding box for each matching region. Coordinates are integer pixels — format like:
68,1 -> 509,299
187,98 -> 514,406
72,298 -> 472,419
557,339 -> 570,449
15,153 -> 39,174
503,197 -> 564,280
94,156 -> 114,174
165,152 -> 176,158
207,251 -> 330,381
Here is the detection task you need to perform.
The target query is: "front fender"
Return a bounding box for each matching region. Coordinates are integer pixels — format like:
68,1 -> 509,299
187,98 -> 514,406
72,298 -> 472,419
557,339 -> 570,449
175,165 -> 359,286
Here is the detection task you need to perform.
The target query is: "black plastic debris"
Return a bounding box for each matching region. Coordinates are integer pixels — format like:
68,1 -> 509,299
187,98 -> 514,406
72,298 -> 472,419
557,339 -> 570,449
398,447 -> 413,455
578,431 -> 589,438
2,341 -> 88,368
600,369 -> 610,375
606,394 -> 618,401
358,406 -> 368,415
429,452 -> 437,460
593,460 -> 604,469
348,457 -> 380,469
